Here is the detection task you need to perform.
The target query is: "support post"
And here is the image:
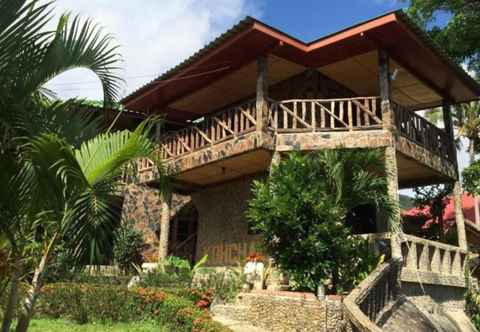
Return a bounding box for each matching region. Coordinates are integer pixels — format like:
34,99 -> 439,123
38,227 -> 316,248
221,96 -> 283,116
158,194 -> 172,261
378,49 -> 393,129
442,101 -> 457,167
454,181 -> 468,250
269,151 -> 281,175
385,146 -> 402,259
256,56 -> 268,132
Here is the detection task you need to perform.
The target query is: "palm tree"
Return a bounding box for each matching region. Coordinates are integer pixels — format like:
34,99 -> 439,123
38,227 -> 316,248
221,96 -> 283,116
7,120 -> 161,332
454,101 -> 480,224
0,1 -> 162,331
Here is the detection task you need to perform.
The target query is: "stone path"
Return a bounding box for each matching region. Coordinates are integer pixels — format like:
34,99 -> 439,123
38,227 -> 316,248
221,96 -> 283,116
213,315 -> 268,332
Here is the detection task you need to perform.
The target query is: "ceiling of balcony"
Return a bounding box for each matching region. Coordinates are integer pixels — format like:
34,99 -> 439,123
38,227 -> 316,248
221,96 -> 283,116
318,50 -> 442,110
169,55 -> 305,116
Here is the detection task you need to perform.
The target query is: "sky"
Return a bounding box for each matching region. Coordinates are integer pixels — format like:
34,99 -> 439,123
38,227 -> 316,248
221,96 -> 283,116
45,0 -> 406,101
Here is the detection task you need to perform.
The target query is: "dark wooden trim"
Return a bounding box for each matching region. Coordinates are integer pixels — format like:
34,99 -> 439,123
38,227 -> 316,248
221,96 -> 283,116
378,49 -> 391,102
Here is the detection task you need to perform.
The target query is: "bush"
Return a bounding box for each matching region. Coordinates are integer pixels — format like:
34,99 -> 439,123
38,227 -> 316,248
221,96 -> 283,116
37,283 -> 229,331
113,223 -> 145,274
195,269 -> 244,304
247,150 -> 394,293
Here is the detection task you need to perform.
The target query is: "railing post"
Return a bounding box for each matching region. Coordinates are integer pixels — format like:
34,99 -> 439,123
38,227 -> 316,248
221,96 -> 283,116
256,56 -> 268,133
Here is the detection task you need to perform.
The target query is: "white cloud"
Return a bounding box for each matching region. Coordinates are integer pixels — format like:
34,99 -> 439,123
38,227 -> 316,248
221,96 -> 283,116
44,0 -> 263,101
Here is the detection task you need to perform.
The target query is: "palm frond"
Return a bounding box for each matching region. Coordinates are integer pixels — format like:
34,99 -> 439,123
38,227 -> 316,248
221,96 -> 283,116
27,13 -> 123,103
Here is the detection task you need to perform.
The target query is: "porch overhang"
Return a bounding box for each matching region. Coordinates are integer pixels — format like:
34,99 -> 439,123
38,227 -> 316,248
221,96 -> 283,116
122,10 -> 480,118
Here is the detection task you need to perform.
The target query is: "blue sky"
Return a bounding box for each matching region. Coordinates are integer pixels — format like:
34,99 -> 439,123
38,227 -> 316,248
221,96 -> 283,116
47,0 -> 407,100
259,0 -> 404,42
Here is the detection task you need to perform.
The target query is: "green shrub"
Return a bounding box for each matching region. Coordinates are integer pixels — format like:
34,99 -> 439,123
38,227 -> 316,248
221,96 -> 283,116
113,223 -> 145,274
140,255 -> 208,290
195,269 -> 244,304
37,283 -> 229,331
466,287 -> 480,329
247,150 -> 394,293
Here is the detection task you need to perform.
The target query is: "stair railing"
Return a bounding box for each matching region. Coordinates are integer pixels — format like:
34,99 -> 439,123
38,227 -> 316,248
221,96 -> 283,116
343,258 -> 401,332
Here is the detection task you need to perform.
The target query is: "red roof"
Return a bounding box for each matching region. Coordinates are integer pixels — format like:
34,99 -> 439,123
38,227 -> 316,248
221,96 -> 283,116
402,193 -> 480,231
123,10 -> 480,115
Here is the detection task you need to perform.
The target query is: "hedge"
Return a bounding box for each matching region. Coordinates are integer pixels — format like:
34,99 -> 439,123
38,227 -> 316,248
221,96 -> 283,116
36,283 -> 228,332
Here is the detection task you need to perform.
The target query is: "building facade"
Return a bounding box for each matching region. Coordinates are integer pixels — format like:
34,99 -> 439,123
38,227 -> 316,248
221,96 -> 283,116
120,11 -> 479,272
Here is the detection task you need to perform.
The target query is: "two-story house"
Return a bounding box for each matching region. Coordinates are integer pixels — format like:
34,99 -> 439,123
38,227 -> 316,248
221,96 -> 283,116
120,11 -> 479,271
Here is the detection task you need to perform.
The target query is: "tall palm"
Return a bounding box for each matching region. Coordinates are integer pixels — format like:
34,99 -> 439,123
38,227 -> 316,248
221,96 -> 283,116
0,1 -> 131,331
7,119 -> 161,332
0,0 -> 122,149
454,101 -> 480,224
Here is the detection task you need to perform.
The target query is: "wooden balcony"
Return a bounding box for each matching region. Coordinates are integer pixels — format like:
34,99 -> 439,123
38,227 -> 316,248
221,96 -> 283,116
136,96 -> 457,188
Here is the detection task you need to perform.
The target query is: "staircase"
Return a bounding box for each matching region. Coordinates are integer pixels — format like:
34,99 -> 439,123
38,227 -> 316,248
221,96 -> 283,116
344,233 -> 477,332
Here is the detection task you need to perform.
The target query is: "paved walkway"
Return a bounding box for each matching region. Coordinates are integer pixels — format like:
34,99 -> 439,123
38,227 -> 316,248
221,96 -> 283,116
213,315 -> 268,332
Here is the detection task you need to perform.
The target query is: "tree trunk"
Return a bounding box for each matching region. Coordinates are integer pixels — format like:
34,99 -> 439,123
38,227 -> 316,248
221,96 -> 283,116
15,233 -> 57,332
469,141 -> 480,224
1,259 -> 22,332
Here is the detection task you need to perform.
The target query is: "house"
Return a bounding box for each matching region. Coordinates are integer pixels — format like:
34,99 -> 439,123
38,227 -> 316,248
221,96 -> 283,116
121,10 -> 478,264
120,10 -> 479,329
403,193 -> 480,252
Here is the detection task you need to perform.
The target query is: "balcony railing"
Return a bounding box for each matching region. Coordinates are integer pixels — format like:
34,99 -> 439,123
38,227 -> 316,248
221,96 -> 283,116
268,97 -> 382,132
158,99 -> 257,160
392,102 -> 455,162
136,97 -> 455,175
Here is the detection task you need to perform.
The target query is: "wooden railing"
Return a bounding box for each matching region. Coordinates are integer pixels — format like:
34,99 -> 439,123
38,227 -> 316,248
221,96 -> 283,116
268,97 -> 382,132
392,102 -> 455,162
401,234 -> 467,281
344,258 -> 401,332
158,99 -> 257,160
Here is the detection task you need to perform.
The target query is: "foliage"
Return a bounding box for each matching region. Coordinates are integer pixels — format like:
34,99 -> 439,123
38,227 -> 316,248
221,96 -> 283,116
140,255 -> 208,289
113,224 -> 145,274
42,241 -> 79,283
413,184 -> 454,242
466,287 -> 480,330
35,283 -> 229,332
464,160 -> 480,196
406,0 -> 480,75
195,268 -> 245,304
26,319 -> 168,332
247,149 -> 395,293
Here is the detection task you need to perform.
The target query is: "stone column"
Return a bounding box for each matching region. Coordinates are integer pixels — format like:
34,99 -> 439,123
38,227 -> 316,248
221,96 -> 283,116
269,151 -> 281,175
385,145 -> 402,259
454,181 -> 468,250
158,194 -> 172,261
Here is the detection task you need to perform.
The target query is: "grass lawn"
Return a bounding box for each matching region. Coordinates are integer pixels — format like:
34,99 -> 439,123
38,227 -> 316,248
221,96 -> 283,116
27,319 -> 168,332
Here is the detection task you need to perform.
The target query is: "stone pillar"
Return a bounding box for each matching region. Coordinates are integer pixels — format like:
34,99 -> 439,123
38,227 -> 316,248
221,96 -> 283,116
269,151 -> 281,175
454,181 -> 468,250
385,146 -> 402,259
158,194 -> 172,261
256,56 -> 268,133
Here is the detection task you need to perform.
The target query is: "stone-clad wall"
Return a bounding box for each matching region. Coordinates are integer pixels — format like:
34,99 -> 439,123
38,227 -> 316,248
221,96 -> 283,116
192,175 -> 265,266
212,291 -> 349,332
121,184 -> 191,262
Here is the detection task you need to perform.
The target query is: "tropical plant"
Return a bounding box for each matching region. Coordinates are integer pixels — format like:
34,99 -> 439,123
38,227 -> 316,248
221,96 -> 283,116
113,223 -> 145,274
0,1 -> 168,331
247,149 -> 395,293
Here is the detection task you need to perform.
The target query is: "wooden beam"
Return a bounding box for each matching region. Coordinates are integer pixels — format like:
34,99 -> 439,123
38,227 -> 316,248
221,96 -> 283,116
442,100 -> 458,171
256,56 -> 268,132
378,49 -> 391,102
